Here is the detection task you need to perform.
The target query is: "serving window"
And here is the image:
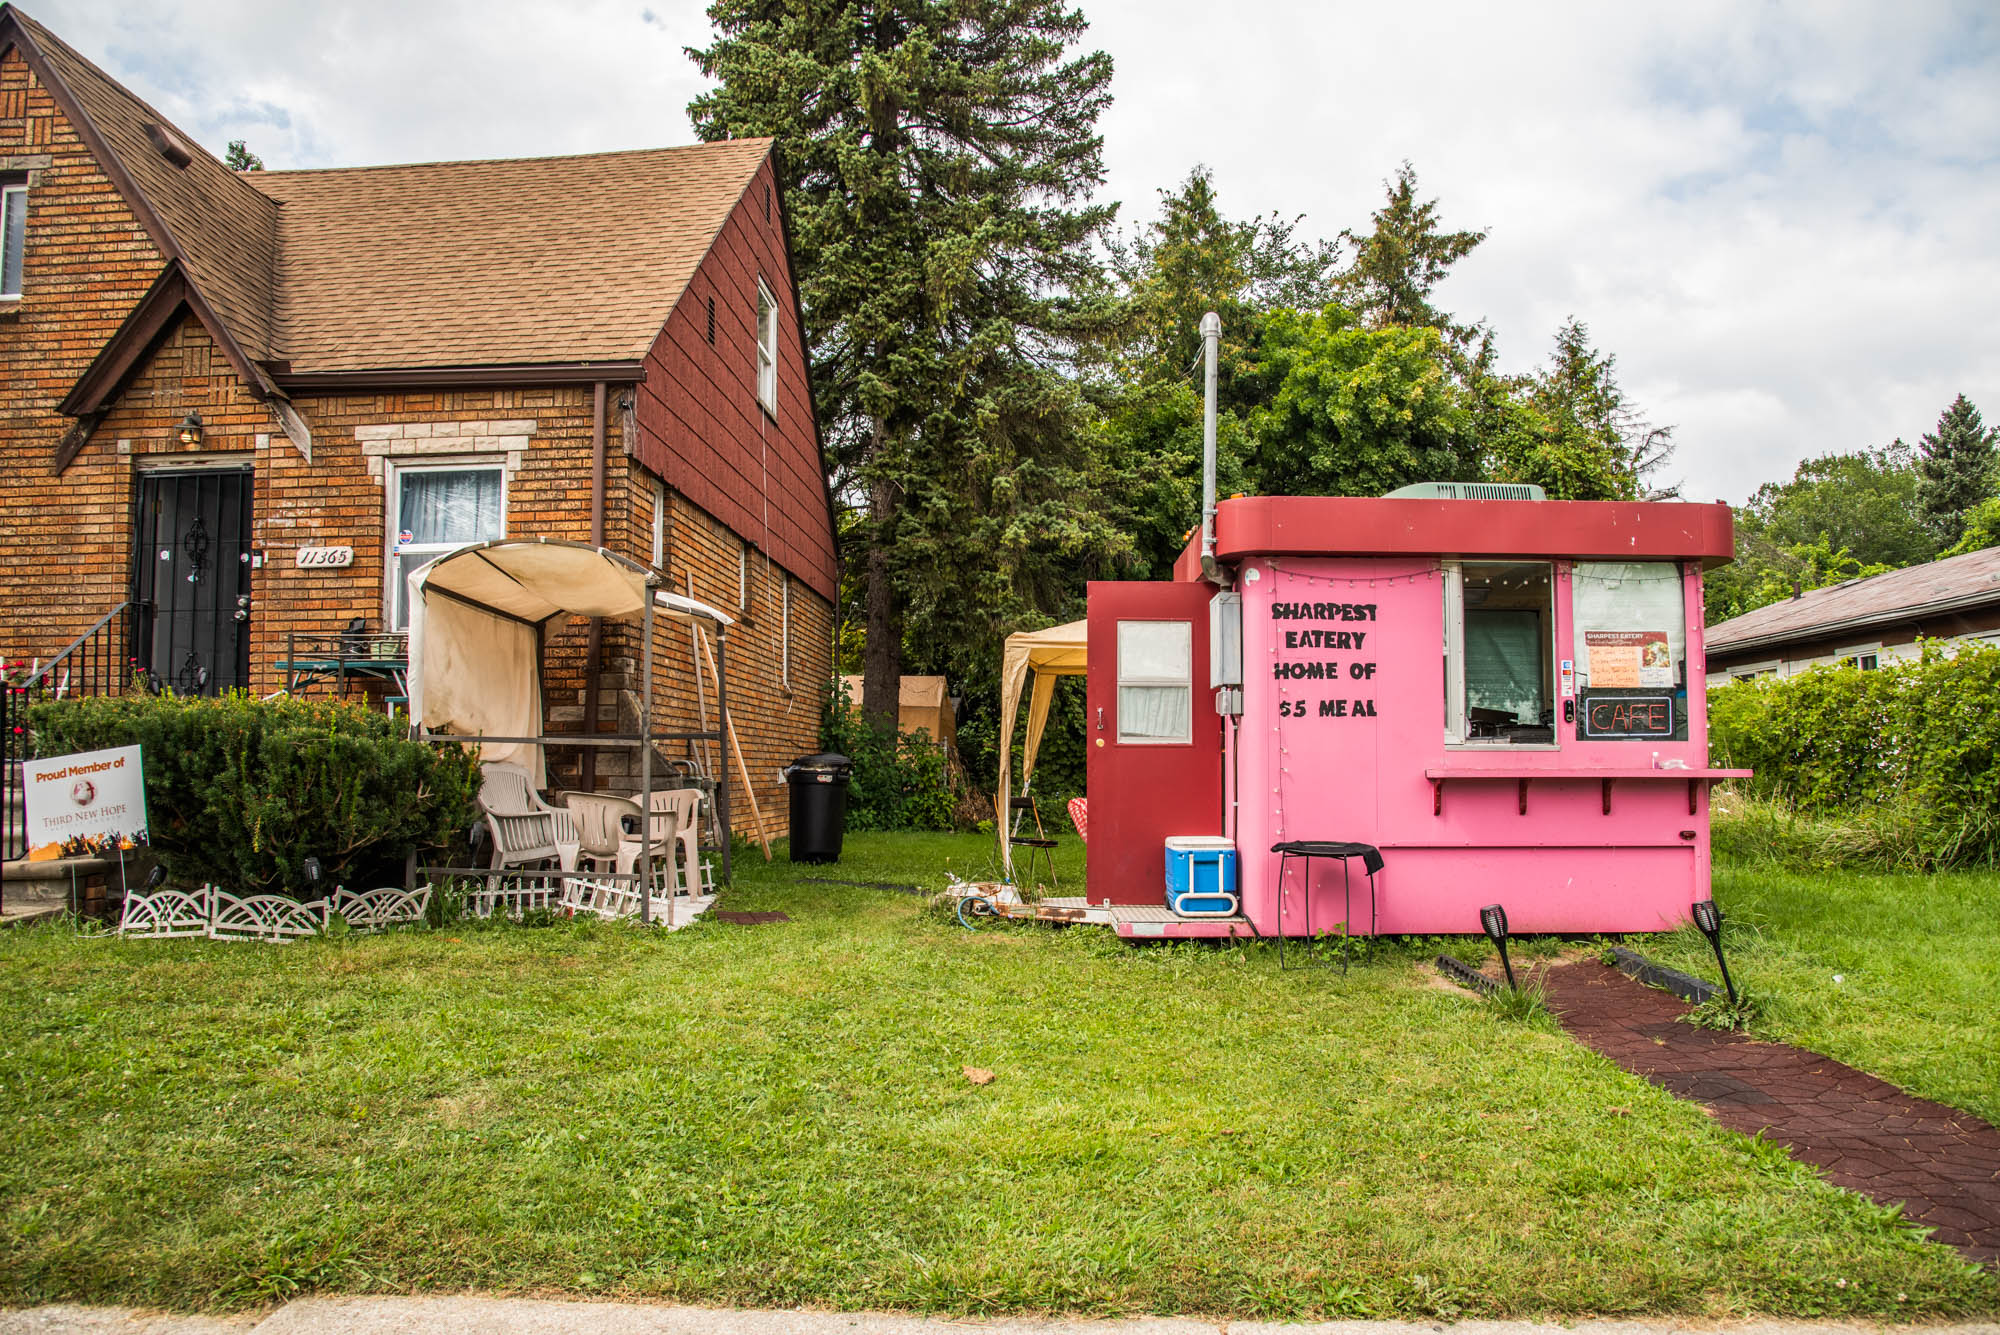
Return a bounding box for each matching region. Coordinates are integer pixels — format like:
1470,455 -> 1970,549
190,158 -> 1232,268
1444,561 -> 1554,746
1572,561 -> 1688,741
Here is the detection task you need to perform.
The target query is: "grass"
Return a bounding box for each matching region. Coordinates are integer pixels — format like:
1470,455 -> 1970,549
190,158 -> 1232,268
1639,853 -> 2000,1129
0,832 -> 1993,1318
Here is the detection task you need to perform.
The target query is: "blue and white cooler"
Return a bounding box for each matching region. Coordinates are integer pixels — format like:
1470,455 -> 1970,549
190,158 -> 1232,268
1164,836 -> 1239,917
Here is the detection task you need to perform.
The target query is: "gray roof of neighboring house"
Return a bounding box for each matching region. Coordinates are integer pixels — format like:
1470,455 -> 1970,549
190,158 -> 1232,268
1706,545 -> 2000,656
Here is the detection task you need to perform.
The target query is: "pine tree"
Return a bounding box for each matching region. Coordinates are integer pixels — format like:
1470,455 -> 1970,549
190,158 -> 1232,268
689,0 -> 1122,725
1914,394 -> 1998,546
1337,161 -> 1486,342
224,140 -> 263,171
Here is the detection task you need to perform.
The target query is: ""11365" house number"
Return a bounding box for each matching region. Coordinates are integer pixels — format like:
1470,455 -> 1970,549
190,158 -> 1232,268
294,546 -> 354,569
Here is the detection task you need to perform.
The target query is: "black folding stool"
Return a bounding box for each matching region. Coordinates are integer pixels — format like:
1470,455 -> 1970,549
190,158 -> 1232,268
1270,840 -> 1384,972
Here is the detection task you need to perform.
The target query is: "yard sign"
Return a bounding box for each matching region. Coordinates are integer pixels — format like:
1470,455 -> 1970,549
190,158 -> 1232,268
21,744 -> 149,859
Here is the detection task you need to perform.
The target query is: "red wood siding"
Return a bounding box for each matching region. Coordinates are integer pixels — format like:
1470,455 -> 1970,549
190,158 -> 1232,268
635,154 -> 837,603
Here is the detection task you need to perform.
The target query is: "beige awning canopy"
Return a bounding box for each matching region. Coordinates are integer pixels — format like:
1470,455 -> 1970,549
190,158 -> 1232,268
996,619 -> 1086,876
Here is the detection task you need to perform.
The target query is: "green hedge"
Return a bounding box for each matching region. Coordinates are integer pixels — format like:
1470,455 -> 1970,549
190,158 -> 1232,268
26,692 -> 481,894
1708,641 -> 2000,865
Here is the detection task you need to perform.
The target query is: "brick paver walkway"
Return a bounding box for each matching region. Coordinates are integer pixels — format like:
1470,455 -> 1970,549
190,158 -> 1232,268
1542,958 -> 2000,1265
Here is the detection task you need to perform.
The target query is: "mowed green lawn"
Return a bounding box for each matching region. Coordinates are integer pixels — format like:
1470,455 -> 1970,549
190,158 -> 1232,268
0,834 -> 1992,1317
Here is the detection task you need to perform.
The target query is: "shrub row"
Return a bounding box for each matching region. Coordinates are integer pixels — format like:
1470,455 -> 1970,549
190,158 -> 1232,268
27,691 -> 481,894
818,683 -> 961,832
1708,641 -> 2000,866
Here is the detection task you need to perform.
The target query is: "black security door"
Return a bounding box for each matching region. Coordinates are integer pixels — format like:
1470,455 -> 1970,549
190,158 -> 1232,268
133,468 -> 253,694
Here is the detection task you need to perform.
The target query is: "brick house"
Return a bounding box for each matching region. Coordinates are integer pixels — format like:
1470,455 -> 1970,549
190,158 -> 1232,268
0,5 -> 837,837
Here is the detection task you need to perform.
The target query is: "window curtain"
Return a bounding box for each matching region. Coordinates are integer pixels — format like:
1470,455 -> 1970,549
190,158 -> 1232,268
1465,610 -> 1544,722
399,470 -> 502,545
1118,685 -> 1190,741
1572,562 -> 1685,684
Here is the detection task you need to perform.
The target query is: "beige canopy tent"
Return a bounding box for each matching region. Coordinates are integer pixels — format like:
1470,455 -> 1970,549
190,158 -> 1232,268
837,674 -> 958,752
406,538 -> 738,904
996,619 -> 1087,877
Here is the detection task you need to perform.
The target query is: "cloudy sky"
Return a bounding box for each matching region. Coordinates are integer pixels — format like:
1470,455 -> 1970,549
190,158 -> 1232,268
27,0 -> 1999,505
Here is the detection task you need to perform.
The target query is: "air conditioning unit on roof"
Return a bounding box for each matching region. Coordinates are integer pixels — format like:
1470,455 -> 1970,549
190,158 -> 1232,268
1384,481 -> 1547,501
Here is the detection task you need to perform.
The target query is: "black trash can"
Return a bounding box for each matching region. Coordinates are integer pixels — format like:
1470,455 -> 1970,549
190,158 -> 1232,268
784,752 -> 852,863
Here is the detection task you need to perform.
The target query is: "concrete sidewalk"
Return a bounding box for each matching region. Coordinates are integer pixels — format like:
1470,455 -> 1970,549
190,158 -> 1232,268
3,1301 -> 1997,1335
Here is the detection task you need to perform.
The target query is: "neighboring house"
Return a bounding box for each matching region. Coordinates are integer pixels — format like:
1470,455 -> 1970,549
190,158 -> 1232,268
1705,545 -> 2000,685
0,5 -> 836,831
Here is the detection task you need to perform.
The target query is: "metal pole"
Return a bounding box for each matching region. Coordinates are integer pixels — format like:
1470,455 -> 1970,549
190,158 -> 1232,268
1198,311 -> 1223,585
640,590 -> 654,926
715,625 -> 734,886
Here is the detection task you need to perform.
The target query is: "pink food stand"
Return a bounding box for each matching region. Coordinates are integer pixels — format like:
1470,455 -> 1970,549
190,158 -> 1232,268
1081,491 -> 1745,940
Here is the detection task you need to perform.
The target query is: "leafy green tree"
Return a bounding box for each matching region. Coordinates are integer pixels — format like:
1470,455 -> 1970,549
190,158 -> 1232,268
1743,441 -> 1937,570
689,0 -> 1123,725
223,140 -> 263,171
1943,496 -> 2000,557
1703,533 -> 1893,624
1337,161 -> 1486,343
1237,306 -> 1479,499
1915,394 -> 1999,545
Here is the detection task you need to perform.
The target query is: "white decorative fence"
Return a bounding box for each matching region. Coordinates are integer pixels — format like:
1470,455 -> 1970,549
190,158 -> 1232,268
118,884 -> 432,942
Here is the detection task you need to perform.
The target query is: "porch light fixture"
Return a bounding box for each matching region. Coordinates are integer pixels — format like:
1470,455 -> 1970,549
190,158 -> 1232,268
175,410 -> 203,448
1479,902 -> 1517,989
1690,898 -> 1738,1005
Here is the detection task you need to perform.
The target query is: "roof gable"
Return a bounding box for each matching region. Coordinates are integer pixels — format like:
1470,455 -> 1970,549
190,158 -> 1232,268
250,140 -> 771,374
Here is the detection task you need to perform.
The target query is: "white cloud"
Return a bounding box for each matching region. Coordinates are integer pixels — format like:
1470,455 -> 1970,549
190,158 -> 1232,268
26,0 -> 1999,505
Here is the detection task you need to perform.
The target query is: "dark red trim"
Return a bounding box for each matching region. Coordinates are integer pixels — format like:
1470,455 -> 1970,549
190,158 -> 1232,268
58,263 -> 188,415
1174,496 -> 1737,578
274,362 -> 644,392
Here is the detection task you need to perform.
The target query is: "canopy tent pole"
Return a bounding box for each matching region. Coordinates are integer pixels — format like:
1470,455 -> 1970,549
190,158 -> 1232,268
994,619 -> 1089,880
698,624 -> 770,861
714,626 -> 734,884
640,588 -> 655,925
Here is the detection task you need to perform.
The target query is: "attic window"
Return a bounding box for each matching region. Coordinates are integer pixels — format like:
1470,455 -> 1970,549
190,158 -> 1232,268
754,277 -> 778,416
143,122 -> 193,169
764,184 -> 771,222
1,177 -> 24,299
706,295 -> 715,345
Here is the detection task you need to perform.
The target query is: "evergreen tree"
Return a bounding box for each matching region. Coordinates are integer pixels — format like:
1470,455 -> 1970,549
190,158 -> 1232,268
689,0 -> 1123,724
224,140 -> 263,171
1914,394 -> 1998,545
1337,161 -> 1486,342
1486,318 -> 1673,500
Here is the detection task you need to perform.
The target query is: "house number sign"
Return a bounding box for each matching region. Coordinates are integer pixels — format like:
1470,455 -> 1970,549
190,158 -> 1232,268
295,546 -> 354,569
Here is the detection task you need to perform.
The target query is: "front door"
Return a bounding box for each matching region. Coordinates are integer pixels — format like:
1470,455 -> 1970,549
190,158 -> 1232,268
133,468 -> 253,694
1085,580 -> 1225,904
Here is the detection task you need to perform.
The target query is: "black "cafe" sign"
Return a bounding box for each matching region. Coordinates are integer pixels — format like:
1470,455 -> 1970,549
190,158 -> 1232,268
1577,690 -> 1682,741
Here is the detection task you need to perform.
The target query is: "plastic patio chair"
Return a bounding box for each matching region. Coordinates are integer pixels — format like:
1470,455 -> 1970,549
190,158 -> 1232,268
478,762 -> 577,873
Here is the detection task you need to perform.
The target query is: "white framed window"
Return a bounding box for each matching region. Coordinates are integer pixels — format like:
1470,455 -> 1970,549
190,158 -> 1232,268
651,478 -> 668,570
387,461 -> 505,629
1837,644 -> 1882,671
755,277 -> 778,416
1444,560 -> 1557,747
781,573 -> 792,692
1,179 -> 26,300
1116,619 -> 1192,744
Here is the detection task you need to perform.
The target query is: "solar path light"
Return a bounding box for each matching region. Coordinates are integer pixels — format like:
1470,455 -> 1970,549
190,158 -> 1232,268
1479,903 -> 1517,989
1690,898 -> 1738,1005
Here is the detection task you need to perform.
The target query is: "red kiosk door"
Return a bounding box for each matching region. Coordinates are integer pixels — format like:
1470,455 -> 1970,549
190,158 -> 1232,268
1085,580 -> 1225,905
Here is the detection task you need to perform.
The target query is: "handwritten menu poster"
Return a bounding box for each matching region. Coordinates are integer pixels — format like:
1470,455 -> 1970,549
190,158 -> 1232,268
1583,630 -> 1672,688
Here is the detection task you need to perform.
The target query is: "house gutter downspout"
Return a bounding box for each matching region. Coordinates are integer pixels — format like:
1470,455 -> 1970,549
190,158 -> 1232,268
1198,311 -> 1225,586
582,380 -> 608,789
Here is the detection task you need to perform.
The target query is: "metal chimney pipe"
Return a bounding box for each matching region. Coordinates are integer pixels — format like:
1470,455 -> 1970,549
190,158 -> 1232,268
1199,310 -> 1223,584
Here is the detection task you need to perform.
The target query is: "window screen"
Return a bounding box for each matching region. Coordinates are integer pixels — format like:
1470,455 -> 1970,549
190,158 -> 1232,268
391,466 -> 504,628
2,182 -> 26,298
1465,610 -> 1543,722
1447,561 -> 1554,744
1117,620 -> 1191,743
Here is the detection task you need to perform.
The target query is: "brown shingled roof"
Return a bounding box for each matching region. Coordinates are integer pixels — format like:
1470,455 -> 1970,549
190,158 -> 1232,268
252,140 -> 771,373
7,6 -> 280,362
1707,545 -> 2000,654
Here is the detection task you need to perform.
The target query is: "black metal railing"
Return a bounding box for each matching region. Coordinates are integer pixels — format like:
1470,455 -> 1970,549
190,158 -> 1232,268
4,601 -> 146,862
